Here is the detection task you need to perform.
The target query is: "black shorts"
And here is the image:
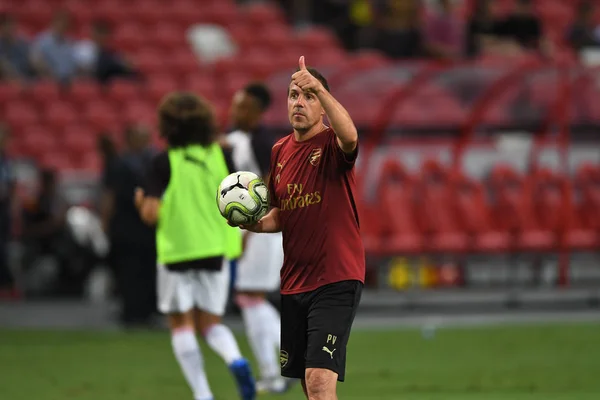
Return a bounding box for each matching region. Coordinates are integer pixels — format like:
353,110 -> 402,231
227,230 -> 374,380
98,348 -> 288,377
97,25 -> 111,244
280,280 -> 362,382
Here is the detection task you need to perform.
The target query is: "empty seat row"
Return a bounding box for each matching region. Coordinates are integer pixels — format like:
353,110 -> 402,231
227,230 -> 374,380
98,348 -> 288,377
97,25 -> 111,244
360,160 -> 600,256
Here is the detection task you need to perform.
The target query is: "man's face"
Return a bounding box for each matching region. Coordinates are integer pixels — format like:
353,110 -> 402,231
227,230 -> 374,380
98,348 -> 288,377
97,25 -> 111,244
229,91 -> 261,131
287,82 -> 323,132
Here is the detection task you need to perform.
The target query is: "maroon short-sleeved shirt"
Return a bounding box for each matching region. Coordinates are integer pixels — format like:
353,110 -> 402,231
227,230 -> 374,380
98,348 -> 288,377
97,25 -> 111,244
268,127 -> 365,295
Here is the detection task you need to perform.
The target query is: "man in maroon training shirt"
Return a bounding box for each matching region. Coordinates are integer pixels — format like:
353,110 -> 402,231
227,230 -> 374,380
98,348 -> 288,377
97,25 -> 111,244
240,56 -> 365,399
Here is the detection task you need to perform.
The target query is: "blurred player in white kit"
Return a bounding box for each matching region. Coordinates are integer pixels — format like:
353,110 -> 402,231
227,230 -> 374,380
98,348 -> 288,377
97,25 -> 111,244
226,83 -> 292,394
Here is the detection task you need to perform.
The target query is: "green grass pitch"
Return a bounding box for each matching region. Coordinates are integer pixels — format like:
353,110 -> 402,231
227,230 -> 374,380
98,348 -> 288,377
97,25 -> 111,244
1,323 -> 599,399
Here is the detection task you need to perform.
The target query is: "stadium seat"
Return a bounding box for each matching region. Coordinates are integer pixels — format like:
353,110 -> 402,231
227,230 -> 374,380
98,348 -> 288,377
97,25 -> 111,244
63,126 -> 97,154
454,174 -> 511,253
185,74 -> 217,101
165,51 -> 201,77
83,101 -> 121,132
42,101 -> 80,129
0,82 -> 22,103
28,80 -> 62,106
107,79 -> 142,104
69,80 -> 104,104
134,49 -> 165,75
4,101 -> 39,128
489,166 -> 557,252
123,101 -> 156,124
145,75 -> 180,104
152,22 -> 186,51
416,160 -> 468,253
20,126 -> 59,159
112,23 -> 147,52
562,176 -> 599,251
376,160 -> 422,255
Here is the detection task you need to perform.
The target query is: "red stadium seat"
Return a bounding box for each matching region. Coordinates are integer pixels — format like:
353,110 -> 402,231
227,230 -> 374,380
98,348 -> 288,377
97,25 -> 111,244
106,79 -> 142,103
4,101 -> 39,128
39,151 -> 75,172
145,75 -> 180,104
185,74 -> 217,101
295,27 -> 340,53
243,2 -> 286,26
454,174 -> 511,253
377,160 -> 423,255
112,23 -> 147,52
563,176 -> 599,251
83,101 -> 120,132
69,81 -> 103,104
168,1 -> 205,26
20,126 -> 59,159
489,166 -> 557,252
134,49 -> 165,75
416,160 -> 468,253
166,51 -> 201,77
258,23 -> 294,53
28,81 -> 62,106
63,127 -> 97,154
152,23 -> 186,51
0,82 -> 23,103
205,1 -> 240,27
15,0 -> 52,32
243,48 -> 278,79
42,101 -> 79,130
123,101 -> 156,125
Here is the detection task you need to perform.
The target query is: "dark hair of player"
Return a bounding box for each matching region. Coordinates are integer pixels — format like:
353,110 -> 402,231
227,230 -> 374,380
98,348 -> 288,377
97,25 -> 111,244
292,66 -> 330,92
243,82 -> 272,111
158,92 -> 216,148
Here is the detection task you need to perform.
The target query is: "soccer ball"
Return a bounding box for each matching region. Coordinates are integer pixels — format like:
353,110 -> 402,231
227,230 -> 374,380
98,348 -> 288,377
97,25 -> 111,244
217,171 -> 269,225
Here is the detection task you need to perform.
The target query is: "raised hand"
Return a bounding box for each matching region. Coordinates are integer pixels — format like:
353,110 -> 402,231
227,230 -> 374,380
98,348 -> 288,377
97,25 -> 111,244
291,56 -> 323,93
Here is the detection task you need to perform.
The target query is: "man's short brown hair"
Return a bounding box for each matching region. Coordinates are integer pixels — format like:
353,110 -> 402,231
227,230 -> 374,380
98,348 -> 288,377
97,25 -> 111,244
158,92 -> 216,148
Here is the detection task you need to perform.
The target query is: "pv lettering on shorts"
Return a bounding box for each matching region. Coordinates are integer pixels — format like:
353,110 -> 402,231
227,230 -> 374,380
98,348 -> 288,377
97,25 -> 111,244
322,334 -> 337,359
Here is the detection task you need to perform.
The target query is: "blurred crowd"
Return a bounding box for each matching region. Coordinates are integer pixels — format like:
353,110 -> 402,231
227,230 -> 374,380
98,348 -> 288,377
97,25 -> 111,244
0,123 -> 158,327
280,0 -> 600,60
0,9 -> 139,84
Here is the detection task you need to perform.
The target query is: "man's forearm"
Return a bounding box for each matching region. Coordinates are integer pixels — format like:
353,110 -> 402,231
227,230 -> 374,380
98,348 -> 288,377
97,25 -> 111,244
315,88 -> 358,153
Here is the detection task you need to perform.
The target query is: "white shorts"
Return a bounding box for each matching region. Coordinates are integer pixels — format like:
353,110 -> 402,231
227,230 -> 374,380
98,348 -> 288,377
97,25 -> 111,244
235,232 -> 283,291
157,260 -> 230,316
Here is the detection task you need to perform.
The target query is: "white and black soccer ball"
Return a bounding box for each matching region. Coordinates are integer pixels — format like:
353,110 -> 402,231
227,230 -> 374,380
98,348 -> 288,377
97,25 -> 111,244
217,171 -> 269,225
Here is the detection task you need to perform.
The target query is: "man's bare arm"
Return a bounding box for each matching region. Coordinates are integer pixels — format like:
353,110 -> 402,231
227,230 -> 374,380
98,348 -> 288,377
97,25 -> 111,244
293,56 -> 358,154
134,188 -> 160,225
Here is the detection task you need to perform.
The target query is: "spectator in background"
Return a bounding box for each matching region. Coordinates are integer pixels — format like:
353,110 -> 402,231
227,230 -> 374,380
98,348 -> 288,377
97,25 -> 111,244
0,13 -> 34,82
75,20 -> 139,84
464,0 -> 497,58
424,0 -> 463,60
30,10 -> 78,83
0,124 -> 16,298
492,0 -> 549,56
103,125 -> 157,328
567,1 -> 600,53
372,0 -> 423,59
20,168 -> 68,293
96,133 -> 118,283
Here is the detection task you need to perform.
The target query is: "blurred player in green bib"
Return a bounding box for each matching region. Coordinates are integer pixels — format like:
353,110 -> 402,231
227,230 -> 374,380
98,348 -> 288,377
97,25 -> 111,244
135,92 -> 256,400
